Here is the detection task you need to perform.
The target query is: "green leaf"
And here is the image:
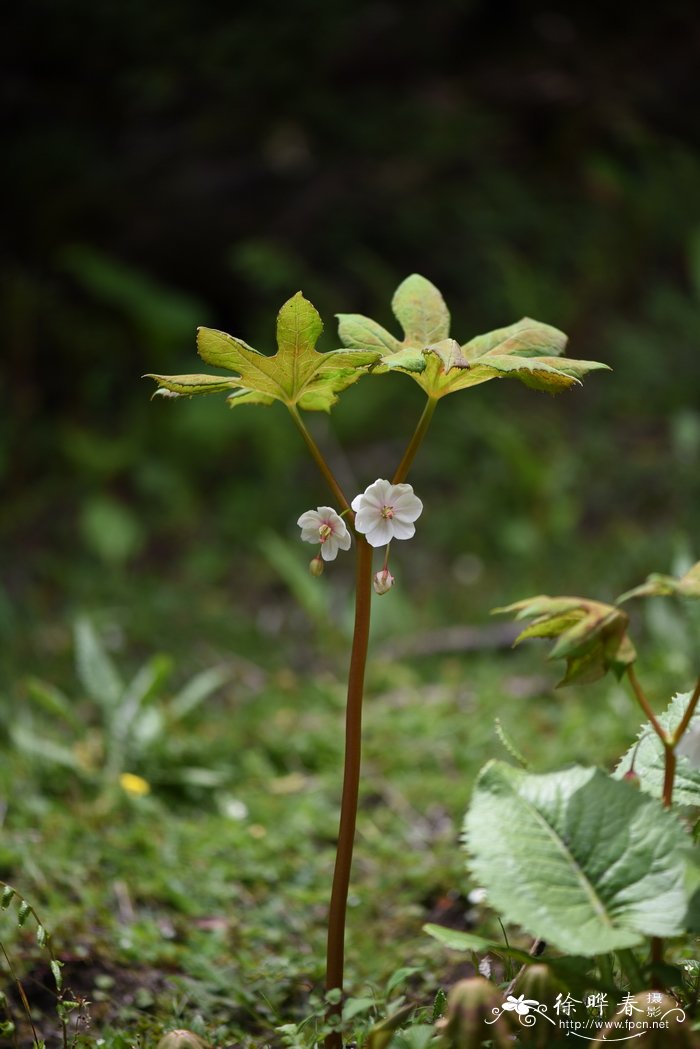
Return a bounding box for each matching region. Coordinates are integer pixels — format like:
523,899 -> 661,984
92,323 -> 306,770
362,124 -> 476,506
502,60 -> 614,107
342,997 -> 376,1022
147,292 -> 381,413
25,677 -> 83,730
375,347 -> 427,373
461,317 -> 568,360
75,618 -> 123,709
615,691 -> 700,806
365,1005 -> 415,1049
618,560 -> 700,602
464,761 -> 692,955
494,595 -> 635,685
391,273 -> 450,345
145,373 -> 240,396
50,959 -> 63,991
425,339 -> 470,373
336,314 -> 401,354
336,276 -> 609,401
170,666 -> 231,721
423,923 -> 533,963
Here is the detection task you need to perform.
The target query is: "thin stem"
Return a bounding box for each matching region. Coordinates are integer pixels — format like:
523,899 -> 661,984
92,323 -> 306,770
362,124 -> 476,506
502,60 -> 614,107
661,746 -> 677,809
626,667 -> 668,743
392,397 -> 438,484
597,952 -> 615,989
671,675 -> 700,746
650,937 -> 664,986
616,949 -> 644,991
324,537 -> 374,1049
289,406 -> 352,515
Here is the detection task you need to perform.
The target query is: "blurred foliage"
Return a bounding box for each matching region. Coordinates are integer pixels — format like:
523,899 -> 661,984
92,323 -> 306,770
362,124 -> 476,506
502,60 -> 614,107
3,1 -> 700,682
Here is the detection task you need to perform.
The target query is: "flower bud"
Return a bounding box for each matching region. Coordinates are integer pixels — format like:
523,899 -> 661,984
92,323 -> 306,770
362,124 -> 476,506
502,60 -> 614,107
309,556 -> 324,577
373,568 -> 395,595
622,769 -> 640,788
510,965 -> 566,1049
156,1031 -> 208,1049
436,978 -> 514,1049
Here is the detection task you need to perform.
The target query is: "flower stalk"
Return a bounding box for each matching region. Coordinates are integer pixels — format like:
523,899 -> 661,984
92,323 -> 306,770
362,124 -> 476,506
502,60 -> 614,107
324,536 -> 374,1048
289,406 -> 352,516
392,396 -> 437,484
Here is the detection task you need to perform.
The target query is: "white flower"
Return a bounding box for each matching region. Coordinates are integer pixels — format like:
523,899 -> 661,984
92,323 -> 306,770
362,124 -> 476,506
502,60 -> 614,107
373,568 -> 395,595
297,506 -> 351,561
351,479 -> 423,548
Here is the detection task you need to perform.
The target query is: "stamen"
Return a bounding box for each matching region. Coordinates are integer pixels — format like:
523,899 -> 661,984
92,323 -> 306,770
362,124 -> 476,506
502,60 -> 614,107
380,505 -> 394,520
319,523 -> 333,542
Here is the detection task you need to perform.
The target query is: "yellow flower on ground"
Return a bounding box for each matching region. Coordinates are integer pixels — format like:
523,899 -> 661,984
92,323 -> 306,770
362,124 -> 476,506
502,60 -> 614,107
120,772 -> 151,797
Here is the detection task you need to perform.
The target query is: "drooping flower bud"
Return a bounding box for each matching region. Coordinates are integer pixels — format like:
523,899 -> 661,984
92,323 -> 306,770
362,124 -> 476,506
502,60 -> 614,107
373,568 -> 395,595
309,556 -> 324,577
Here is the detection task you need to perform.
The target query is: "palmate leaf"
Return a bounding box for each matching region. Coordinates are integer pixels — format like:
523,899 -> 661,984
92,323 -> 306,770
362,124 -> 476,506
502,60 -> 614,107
337,274 -> 609,398
494,595 -> 636,685
618,560 -> 700,603
146,292 -> 382,412
615,692 -> 700,807
464,762 -> 692,955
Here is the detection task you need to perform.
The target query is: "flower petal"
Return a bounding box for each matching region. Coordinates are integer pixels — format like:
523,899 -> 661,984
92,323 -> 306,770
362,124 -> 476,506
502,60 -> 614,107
336,529 -> 352,551
364,519 -> 394,547
315,506 -> 337,522
390,518 -> 416,540
297,510 -> 321,528
392,492 -> 423,520
354,507 -> 381,533
361,479 -> 393,508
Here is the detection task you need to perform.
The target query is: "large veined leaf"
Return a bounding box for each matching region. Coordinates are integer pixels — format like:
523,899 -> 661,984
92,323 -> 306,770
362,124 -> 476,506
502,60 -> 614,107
337,274 -> 609,399
493,594 -> 636,685
146,292 -> 382,412
615,692 -> 700,807
423,924 -> 533,964
618,561 -> 700,603
464,761 -> 692,955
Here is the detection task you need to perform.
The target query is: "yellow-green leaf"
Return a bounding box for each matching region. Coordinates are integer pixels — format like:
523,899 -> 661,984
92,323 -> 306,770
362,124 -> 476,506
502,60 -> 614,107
147,292 -> 381,412
618,561 -> 700,603
463,317 -> 568,360
336,275 -> 609,400
391,273 -> 450,345
144,373 -> 240,396
494,595 -> 636,685
335,314 -> 401,354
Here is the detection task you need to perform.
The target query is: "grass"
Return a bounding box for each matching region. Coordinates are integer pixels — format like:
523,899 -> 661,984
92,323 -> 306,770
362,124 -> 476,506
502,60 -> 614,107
0,572 -> 668,1048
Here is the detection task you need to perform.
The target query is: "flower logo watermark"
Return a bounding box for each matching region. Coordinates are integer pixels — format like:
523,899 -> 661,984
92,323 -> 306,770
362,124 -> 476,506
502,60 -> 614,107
486,990 -> 687,1042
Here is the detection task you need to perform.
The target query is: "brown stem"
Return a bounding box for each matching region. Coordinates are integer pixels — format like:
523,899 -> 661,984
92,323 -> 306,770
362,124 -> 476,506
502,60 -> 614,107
289,406 -> 352,516
650,936 -> 664,983
392,397 -> 437,484
671,675 -> 700,746
626,667 -> 668,743
324,537 -> 374,1048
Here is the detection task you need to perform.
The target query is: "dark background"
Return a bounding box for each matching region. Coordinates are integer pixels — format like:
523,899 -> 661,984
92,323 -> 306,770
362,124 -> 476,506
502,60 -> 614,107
4,0 -> 700,679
